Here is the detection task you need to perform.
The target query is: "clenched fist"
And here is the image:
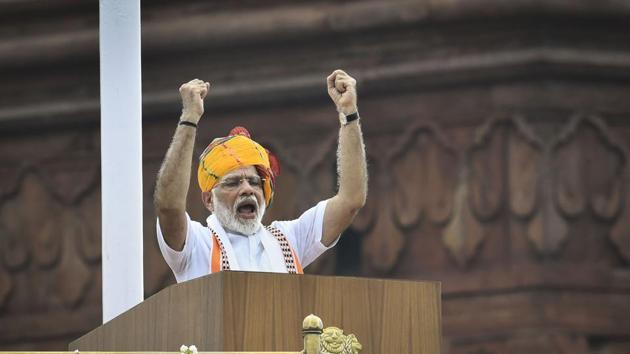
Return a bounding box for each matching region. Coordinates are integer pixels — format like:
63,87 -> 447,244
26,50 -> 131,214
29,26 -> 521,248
327,70 -> 357,115
179,79 -> 210,124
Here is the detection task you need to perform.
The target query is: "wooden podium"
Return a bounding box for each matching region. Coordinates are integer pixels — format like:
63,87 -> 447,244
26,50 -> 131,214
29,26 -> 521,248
70,272 -> 441,354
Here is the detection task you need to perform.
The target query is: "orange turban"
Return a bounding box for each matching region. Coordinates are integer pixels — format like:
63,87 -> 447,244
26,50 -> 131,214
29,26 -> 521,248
197,127 -> 278,207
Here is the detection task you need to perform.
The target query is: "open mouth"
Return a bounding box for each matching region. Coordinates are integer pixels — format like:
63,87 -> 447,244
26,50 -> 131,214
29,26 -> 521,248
236,200 -> 258,219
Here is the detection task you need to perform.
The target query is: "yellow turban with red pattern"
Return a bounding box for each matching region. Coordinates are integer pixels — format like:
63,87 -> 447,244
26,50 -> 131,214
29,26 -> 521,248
197,127 -> 278,207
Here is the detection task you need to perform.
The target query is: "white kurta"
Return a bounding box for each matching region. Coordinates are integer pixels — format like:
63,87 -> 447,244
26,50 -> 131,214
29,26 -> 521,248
157,200 -> 337,283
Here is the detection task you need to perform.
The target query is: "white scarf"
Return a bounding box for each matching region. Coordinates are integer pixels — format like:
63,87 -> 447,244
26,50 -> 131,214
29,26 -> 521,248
206,214 -> 289,273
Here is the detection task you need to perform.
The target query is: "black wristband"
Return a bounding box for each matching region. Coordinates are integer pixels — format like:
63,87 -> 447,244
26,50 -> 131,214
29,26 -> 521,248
179,120 -> 197,128
344,112 -> 360,124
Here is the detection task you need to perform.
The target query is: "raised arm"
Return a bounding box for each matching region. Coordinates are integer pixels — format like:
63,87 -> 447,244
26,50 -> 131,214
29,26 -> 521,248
321,70 -> 368,246
154,79 -> 210,251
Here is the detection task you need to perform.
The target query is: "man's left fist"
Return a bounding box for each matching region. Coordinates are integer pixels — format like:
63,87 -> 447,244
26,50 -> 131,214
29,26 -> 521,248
327,69 -> 358,115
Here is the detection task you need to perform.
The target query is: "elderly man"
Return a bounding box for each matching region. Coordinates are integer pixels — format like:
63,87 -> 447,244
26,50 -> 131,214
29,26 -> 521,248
154,70 -> 367,282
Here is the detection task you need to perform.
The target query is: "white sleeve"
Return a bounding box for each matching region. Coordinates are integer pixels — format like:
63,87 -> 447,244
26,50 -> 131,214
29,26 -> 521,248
156,213 -> 212,283
271,199 -> 339,268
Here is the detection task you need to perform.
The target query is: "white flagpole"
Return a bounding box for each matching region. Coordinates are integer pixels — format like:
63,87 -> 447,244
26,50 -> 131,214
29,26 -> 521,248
99,0 -> 144,323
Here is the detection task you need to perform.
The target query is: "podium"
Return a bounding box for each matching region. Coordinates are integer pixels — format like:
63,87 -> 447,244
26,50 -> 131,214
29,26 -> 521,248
70,272 -> 441,354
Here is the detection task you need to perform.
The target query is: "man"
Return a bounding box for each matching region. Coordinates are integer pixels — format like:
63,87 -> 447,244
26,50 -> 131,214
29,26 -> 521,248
154,70 -> 367,282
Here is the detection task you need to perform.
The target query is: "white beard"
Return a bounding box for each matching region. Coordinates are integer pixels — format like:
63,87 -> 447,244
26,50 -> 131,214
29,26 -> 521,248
212,190 -> 266,236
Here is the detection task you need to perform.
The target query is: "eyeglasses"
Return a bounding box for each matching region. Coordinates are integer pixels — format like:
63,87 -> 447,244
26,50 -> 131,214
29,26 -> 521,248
216,175 -> 265,190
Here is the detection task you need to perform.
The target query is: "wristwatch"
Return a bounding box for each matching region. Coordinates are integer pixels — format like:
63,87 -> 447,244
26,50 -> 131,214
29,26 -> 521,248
339,111 -> 360,125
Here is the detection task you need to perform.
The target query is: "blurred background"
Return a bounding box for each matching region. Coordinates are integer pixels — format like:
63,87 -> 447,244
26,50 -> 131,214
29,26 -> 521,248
1,0 -> 630,353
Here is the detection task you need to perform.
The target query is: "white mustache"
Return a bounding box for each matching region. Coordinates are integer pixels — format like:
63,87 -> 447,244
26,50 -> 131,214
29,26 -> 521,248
233,195 -> 259,213
212,189 -> 266,235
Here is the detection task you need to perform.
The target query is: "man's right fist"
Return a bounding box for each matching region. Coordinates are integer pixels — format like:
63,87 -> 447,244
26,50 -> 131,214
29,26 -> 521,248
179,79 -> 210,124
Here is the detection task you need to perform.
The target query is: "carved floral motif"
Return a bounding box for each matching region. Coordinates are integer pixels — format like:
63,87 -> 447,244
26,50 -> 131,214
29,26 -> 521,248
390,124 -> 457,228
553,116 -> 625,221
0,165 -> 100,312
443,177 -> 485,267
360,113 -> 629,271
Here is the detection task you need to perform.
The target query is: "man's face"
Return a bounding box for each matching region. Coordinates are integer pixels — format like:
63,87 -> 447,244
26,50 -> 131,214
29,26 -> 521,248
204,166 -> 267,235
